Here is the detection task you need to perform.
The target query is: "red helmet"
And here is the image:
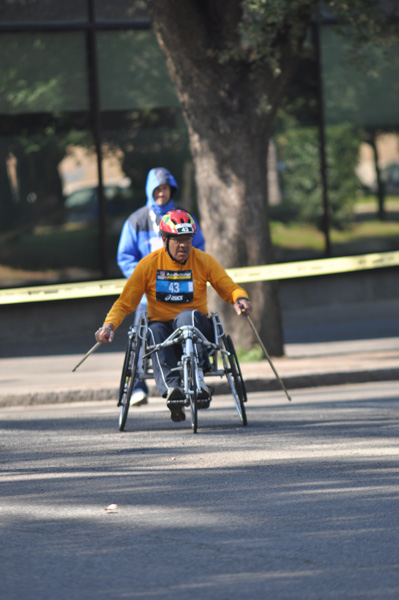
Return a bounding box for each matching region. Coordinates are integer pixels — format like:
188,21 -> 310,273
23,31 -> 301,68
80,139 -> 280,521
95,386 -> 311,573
159,209 -> 197,237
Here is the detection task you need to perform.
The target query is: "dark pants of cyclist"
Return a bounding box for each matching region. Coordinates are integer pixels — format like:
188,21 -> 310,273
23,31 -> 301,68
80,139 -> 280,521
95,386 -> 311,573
147,309 -> 213,398
132,303 -> 148,396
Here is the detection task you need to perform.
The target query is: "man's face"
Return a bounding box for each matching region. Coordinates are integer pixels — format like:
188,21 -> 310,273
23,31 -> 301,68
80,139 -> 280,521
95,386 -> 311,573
153,184 -> 171,206
164,234 -> 193,263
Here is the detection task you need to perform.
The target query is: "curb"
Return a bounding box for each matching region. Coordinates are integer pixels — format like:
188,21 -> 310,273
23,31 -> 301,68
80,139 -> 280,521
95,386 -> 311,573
1,368 -> 398,408
244,368 -> 399,393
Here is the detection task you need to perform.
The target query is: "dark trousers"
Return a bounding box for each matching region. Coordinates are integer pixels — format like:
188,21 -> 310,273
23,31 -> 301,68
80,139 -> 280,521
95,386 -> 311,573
147,309 -> 213,398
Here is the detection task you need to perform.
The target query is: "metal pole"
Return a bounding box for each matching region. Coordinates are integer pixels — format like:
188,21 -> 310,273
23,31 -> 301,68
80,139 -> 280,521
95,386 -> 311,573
72,341 -> 102,372
87,0 -> 109,277
246,316 -> 292,402
312,20 -> 332,258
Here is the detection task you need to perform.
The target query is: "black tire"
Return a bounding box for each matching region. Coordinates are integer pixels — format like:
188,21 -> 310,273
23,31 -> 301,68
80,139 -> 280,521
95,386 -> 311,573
118,338 -> 132,406
223,335 -> 247,426
118,333 -> 140,432
187,356 -> 198,433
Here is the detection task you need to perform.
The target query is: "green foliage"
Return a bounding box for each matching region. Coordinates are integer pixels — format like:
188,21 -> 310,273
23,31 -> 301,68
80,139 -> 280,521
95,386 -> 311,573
236,344 -> 265,363
216,1 -> 398,72
218,0 -> 317,70
276,124 -> 361,228
325,1 -> 399,51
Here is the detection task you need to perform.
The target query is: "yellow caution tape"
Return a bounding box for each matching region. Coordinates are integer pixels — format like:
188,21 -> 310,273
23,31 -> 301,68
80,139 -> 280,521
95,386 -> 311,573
226,250 -> 399,283
0,279 -> 125,305
0,250 -> 398,305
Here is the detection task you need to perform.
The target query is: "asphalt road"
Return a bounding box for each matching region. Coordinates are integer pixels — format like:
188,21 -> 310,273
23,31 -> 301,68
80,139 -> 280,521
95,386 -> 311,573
2,382 -> 399,600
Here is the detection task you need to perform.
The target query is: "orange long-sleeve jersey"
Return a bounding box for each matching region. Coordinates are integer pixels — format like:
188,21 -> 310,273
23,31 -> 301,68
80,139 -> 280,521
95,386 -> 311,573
104,246 -> 249,330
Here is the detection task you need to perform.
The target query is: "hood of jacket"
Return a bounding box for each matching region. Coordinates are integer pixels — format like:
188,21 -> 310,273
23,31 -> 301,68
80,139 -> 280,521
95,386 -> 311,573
145,167 -> 178,216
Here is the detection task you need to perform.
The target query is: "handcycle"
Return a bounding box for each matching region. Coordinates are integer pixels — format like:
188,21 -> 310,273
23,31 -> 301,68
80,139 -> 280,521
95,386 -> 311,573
117,312 -> 248,433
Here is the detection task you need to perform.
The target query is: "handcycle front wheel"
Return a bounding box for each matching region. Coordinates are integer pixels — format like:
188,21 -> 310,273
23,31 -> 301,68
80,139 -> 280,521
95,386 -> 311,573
223,334 -> 248,426
118,333 -> 140,432
186,355 -> 198,433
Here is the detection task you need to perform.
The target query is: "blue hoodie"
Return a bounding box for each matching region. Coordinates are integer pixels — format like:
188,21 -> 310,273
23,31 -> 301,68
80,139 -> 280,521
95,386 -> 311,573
117,168 -> 205,283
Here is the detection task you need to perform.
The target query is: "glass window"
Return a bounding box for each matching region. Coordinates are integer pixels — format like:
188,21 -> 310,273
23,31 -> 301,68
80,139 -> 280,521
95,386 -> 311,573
0,32 -> 88,114
321,27 -> 399,128
0,125 -> 103,288
271,27 -> 399,262
97,29 -> 179,110
101,109 -> 196,278
94,0 -> 149,21
321,25 -> 399,255
0,0 -> 88,22
96,28 -> 192,277
0,31 -> 102,288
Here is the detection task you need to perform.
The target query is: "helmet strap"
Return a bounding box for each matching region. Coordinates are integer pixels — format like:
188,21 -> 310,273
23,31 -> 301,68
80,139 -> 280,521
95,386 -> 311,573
165,238 -> 173,260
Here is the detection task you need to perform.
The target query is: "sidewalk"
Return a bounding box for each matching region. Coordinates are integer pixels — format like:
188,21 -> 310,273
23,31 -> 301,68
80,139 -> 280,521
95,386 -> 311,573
1,336 -> 398,408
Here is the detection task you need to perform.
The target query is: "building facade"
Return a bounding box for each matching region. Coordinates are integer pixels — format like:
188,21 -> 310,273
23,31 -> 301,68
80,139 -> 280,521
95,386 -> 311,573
1,1 -> 398,290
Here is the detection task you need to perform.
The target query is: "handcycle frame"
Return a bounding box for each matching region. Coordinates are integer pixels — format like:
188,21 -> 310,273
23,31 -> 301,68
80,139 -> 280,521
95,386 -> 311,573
118,312 -> 247,433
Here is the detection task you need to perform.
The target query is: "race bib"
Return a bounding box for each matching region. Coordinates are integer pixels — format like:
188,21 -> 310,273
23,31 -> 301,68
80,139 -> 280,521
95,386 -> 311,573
156,270 -> 193,303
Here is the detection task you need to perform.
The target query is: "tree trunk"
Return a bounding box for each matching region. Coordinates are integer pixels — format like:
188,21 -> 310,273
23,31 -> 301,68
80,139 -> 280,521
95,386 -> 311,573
147,0 -> 311,355
187,114 -> 284,354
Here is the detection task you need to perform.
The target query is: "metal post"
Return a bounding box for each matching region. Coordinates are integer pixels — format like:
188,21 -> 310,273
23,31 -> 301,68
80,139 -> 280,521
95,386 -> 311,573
312,21 -> 332,258
87,0 -> 109,278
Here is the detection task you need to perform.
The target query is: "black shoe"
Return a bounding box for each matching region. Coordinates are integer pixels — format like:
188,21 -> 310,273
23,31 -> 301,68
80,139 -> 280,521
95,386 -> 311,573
166,386 -> 185,405
197,383 -> 213,409
166,387 -> 186,422
170,406 -> 186,422
197,398 -> 211,409
166,386 -> 186,423
198,382 -> 210,400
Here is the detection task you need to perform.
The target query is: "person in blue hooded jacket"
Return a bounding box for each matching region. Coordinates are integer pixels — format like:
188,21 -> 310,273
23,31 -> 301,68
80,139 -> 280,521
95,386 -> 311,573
117,167 -> 205,406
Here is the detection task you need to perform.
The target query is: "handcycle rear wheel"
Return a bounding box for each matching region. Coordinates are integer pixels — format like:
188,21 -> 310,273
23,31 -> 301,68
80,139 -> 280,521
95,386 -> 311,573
223,334 -> 248,426
118,332 -> 140,431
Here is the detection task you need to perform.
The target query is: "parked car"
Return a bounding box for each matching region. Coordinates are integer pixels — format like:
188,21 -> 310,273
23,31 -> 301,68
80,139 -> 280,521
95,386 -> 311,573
366,161 -> 399,195
381,162 -> 399,195
64,182 -> 132,223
